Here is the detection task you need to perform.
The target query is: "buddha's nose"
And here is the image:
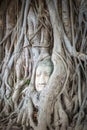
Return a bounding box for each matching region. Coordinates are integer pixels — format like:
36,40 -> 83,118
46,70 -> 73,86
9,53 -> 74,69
39,74 -> 45,84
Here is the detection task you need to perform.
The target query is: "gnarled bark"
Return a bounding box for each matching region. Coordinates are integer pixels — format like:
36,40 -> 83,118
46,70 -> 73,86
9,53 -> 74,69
0,0 -> 87,130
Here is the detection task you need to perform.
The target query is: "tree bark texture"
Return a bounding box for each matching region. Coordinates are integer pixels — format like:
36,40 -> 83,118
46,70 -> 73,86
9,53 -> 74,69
0,0 -> 87,130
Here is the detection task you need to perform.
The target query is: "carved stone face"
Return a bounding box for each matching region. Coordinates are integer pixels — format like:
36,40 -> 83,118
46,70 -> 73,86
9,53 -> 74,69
35,58 -> 53,92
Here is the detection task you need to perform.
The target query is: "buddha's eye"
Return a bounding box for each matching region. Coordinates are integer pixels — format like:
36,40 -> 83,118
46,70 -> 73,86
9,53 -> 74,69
44,72 -> 50,76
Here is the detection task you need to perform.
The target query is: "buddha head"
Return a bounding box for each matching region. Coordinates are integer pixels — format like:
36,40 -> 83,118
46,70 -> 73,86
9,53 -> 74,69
35,57 -> 53,92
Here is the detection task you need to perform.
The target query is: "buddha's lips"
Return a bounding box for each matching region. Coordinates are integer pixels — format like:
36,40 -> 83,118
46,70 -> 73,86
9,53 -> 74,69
38,84 -> 46,87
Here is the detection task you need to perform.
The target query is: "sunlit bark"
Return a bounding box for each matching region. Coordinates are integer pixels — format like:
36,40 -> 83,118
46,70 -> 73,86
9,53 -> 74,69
0,0 -> 87,130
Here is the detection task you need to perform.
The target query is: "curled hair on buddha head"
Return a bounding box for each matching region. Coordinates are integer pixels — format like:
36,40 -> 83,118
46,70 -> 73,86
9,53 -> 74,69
37,56 -> 54,75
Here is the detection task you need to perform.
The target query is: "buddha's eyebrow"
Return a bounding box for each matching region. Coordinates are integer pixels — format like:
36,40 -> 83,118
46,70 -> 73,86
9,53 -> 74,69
44,71 -> 51,74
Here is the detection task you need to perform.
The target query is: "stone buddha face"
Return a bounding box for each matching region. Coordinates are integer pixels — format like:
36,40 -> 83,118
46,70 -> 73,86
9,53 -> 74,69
35,58 -> 53,92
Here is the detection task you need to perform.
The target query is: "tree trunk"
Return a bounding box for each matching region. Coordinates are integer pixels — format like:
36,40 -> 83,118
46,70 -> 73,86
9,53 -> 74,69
0,0 -> 87,130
